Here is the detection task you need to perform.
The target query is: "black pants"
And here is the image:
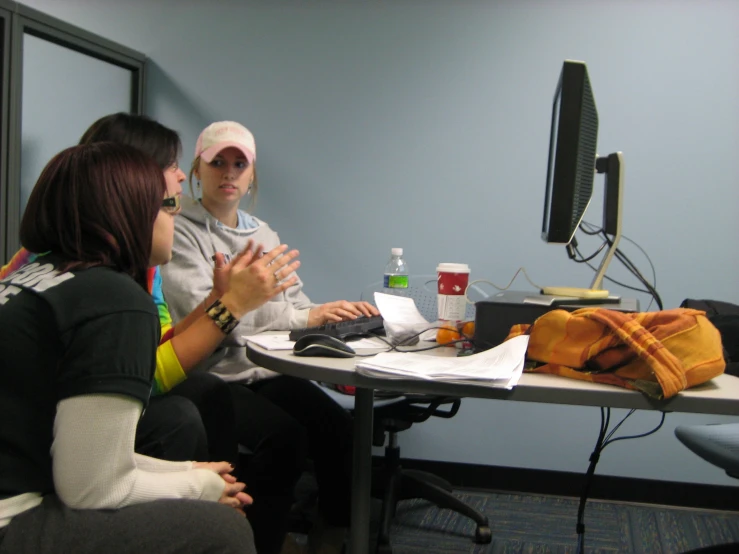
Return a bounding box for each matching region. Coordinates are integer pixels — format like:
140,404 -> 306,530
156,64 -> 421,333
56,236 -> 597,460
136,373 -> 353,554
231,375 -> 353,554
0,495 -> 255,554
135,372 -> 238,466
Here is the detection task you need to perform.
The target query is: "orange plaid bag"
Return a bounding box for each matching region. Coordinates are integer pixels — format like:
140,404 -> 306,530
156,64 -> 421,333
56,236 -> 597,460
506,307 -> 725,399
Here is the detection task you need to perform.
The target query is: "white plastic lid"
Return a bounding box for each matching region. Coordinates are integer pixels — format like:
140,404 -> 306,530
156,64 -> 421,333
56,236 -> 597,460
391,248 -> 403,256
436,262 -> 470,273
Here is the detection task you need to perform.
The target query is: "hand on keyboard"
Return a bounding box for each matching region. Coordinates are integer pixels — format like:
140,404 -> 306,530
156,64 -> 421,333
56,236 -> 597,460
289,315 -> 385,342
307,300 -> 380,327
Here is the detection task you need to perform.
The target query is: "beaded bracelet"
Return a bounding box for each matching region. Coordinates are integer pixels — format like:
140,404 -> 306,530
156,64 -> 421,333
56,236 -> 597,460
205,298 -> 239,334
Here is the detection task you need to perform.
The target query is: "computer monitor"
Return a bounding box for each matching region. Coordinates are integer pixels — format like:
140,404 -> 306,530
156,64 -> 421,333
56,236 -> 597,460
540,60 -> 624,300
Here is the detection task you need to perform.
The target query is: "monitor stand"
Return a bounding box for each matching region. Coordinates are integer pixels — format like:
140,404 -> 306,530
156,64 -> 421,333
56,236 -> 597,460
540,285 -> 611,299
536,288 -> 621,306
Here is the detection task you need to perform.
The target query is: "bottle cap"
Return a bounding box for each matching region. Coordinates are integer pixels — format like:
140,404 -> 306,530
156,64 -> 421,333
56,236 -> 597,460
391,248 -> 403,256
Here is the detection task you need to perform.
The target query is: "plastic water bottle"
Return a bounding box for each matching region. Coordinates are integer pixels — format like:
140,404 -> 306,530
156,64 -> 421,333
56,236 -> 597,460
383,248 -> 409,290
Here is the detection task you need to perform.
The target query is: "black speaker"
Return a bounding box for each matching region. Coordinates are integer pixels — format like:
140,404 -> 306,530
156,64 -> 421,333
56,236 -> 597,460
474,291 -> 638,352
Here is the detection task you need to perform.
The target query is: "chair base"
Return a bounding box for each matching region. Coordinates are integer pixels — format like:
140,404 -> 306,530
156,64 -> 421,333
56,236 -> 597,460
376,465 -> 492,553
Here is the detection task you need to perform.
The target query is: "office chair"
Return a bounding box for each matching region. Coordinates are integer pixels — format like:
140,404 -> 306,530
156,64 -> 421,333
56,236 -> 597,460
348,275 -> 491,552
319,388 -> 491,554
674,423 -> 739,479
674,423 -> 739,553
372,395 -> 491,552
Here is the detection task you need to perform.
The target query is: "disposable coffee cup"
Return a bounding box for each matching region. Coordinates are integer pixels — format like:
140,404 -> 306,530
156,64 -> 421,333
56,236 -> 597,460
436,263 -> 470,322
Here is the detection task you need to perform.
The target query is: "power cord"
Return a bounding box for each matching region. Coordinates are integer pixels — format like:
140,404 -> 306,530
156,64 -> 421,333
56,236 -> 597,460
568,237 -> 608,263
577,220 -> 662,310
392,325 -> 473,353
576,407 -> 666,554
352,325 -> 473,356
571,242 -> 653,297
466,267 -> 545,303
465,223 -> 660,312
464,221 -> 660,310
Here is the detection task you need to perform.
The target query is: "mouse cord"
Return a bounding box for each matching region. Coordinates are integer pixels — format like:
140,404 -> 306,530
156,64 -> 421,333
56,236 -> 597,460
354,327 -> 471,356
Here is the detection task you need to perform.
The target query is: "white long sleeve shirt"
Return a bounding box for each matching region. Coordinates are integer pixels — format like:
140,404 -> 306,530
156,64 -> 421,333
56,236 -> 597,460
0,394 -> 224,528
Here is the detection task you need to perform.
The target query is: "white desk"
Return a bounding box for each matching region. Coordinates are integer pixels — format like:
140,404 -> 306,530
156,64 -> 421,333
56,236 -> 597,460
246,333 -> 739,554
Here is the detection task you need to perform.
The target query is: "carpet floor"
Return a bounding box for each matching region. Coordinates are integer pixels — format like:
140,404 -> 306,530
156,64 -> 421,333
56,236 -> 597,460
290,488 -> 739,553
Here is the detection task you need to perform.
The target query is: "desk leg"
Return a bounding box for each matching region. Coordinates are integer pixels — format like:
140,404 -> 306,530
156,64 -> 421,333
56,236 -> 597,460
349,387 -> 374,554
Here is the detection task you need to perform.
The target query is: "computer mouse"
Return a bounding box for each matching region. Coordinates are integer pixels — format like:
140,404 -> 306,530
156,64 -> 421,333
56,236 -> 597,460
293,334 -> 356,358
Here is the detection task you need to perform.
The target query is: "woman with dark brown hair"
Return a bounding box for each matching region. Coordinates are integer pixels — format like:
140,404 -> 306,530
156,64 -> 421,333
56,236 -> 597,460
0,142 -> 286,553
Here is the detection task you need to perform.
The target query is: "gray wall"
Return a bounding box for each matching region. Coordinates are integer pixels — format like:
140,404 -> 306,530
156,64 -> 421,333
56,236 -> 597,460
20,0 -> 739,487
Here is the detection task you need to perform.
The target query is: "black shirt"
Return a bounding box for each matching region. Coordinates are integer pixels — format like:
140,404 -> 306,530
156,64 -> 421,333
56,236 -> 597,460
0,256 -> 160,499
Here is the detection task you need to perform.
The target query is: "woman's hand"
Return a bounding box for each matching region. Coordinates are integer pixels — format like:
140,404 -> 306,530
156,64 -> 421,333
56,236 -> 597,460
219,244 -> 301,319
210,239 -> 259,300
211,252 -> 230,300
193,461 -> 253,515
200,241 -> 260,312
218,475 -> 253,516
307,300 -> 379,327
193,460 -> 234,474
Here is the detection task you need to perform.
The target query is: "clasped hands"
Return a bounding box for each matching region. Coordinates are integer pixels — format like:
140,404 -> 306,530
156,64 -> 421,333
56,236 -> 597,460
193,461 -> 252,516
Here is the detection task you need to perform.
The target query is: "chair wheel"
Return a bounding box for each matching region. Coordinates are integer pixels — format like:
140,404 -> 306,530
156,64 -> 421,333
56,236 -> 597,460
475,525 -> 492,544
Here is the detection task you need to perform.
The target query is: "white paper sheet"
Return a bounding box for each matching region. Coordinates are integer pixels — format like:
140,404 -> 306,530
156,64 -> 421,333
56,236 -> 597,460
355,335 -> 529,389
374,293 -> 430,326
373,292 -> 436,344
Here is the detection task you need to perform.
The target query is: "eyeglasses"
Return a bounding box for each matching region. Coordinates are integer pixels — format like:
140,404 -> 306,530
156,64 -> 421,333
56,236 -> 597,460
161,195 -> 181,215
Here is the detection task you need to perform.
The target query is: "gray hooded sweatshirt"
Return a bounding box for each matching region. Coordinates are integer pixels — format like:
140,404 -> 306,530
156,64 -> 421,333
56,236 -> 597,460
160,196 -> 316,383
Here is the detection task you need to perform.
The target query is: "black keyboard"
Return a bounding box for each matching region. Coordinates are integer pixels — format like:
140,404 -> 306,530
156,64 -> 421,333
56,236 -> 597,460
289,315 -> 385,342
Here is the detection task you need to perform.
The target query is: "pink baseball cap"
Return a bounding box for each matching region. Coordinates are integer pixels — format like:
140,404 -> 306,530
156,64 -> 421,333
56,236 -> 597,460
195,121 -> 256,164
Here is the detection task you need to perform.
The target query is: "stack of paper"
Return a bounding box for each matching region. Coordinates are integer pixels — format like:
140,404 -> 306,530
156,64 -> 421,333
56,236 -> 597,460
355,335 -> 529,389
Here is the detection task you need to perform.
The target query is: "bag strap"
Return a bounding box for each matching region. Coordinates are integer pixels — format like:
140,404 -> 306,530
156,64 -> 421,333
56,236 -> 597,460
582,308 -> 687,398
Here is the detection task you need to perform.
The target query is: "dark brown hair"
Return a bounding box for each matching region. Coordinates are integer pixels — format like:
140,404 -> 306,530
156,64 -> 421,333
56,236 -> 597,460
20,143 -> 166,288
79,112 -> 181,170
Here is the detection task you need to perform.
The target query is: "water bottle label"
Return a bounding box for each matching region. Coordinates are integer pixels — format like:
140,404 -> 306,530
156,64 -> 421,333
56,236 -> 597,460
384,275 -> 409,289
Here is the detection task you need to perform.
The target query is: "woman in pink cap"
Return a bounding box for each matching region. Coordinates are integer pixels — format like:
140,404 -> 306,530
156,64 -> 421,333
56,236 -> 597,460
160,121 -> 379,554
